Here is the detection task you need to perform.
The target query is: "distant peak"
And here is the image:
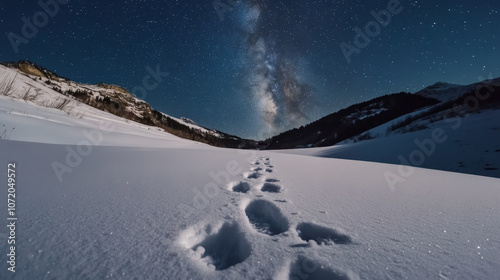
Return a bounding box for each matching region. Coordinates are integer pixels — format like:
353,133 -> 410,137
415,81 -> 469,102
428,81 -> 459,88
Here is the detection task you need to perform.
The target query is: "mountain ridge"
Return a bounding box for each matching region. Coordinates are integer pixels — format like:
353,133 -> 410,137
1,60 -> 258,148
264,76 -> 500,149
3,60 -> 499,150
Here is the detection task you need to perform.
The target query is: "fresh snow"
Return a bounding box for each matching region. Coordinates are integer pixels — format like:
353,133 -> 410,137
285,107 -> 500,179
1,71 -> 500,279
0,65 -> 224,140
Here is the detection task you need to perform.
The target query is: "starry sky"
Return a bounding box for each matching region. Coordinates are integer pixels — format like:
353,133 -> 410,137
1,0 -> 499,139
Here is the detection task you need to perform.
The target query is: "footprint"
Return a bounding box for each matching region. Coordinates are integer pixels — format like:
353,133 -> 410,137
245,172 -> 262,179
296,222 -> 352,245
179,222 -> 252,271
265,168 -> 273,173
260,182 -> 282,193
245,200 -> 289,236
288,256 -> 357,280
229,181 -> 252,193
252,167 -> 263,172
265,178 -> 280,183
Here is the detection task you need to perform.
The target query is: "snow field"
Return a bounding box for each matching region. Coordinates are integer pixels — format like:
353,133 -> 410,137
0,68 -> 499,279
176,155 -> 360,279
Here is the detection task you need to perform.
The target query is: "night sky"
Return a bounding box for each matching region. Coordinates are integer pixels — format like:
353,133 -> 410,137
1,0 -> 499,139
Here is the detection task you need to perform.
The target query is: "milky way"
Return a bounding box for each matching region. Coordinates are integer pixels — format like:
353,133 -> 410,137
1,0 -> 499,139
241,0 -> 313,138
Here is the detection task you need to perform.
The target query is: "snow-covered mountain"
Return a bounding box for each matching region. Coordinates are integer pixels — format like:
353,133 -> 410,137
0,61 -> 257,148
265,76 -> 500,152
1,61 -> 500,279
414,81 -> 472,102
264,92 -> 440,149
278,77 -> 500,179
414,78 -> 500,102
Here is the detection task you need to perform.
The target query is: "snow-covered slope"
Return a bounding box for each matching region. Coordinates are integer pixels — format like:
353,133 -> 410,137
280,108 -> 500,179
319,76 -> 500,180
1,78 -> 499,279
0,62 -> 255,148
1,137 -> 499,279
0,67 -> 205,148
0,95 -> 208,148
265,92 -> 439,149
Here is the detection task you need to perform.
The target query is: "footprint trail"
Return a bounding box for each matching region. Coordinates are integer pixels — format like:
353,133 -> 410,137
177,154 -> 358,278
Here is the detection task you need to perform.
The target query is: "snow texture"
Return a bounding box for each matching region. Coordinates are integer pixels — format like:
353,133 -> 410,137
0,67 -> 499,279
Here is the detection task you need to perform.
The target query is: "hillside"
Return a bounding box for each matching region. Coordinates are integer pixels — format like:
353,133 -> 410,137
1,93 -> 499,279
263,93 -> 440,149
2,60 -> 499,155
0,61 -> 257,148
275,78 -> 500,179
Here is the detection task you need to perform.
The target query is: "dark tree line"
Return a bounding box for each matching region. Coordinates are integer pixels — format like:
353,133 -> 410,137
263,92 -> 440,149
